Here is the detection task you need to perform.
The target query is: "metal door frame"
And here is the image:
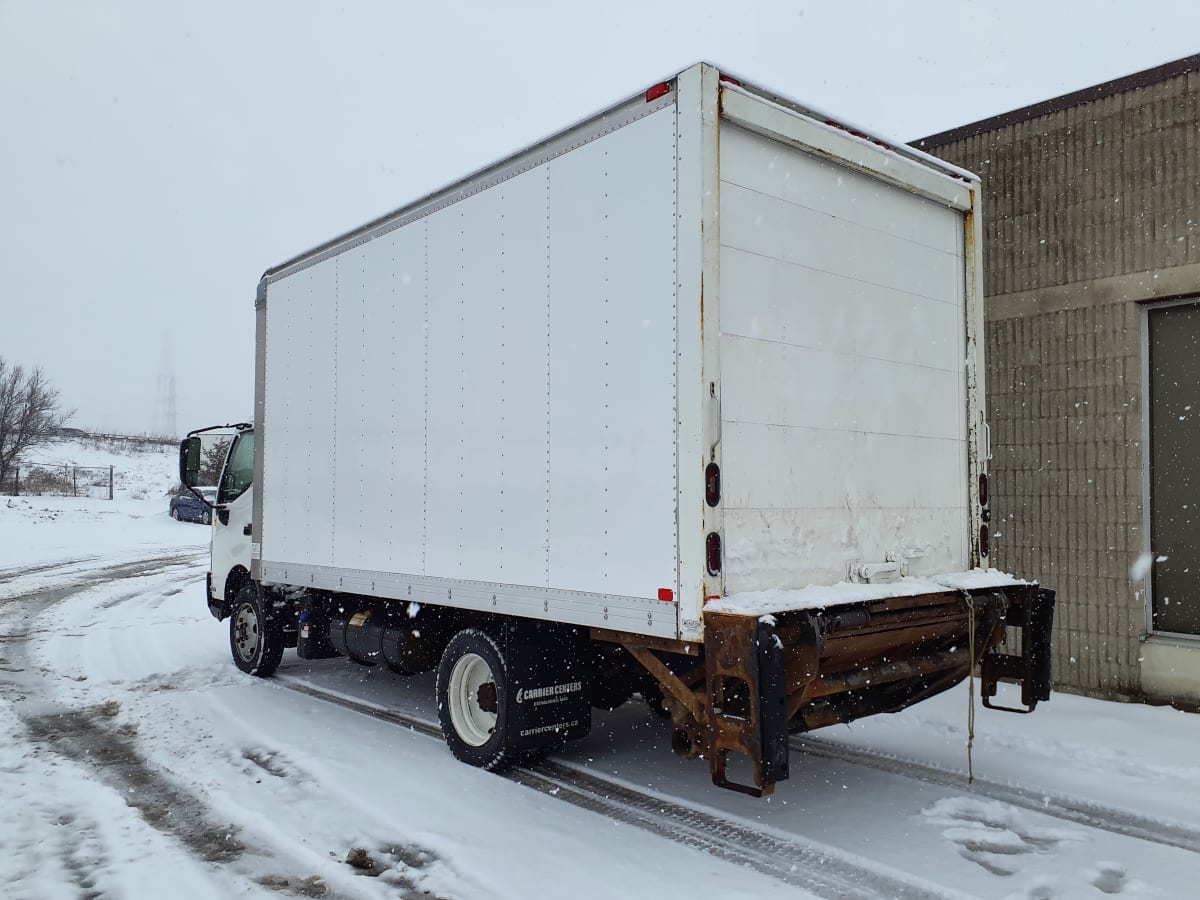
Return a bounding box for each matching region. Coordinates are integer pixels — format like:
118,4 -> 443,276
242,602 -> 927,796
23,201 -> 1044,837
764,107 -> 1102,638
1141,294 -> 1200,642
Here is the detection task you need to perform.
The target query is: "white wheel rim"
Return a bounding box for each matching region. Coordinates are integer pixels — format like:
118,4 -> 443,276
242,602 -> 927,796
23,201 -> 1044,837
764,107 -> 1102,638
448,653 -> 497,747
233,602 -> 260,662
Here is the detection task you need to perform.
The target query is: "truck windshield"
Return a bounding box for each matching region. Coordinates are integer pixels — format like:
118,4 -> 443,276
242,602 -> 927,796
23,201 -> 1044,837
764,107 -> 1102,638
218,432 -> 254,504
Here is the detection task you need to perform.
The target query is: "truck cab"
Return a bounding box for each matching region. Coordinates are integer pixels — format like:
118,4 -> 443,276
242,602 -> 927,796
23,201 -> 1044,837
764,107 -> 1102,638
179,423 -> 254,621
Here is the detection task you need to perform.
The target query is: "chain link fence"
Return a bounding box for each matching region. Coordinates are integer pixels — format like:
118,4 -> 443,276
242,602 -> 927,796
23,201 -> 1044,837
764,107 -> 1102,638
1,465 -> 115,499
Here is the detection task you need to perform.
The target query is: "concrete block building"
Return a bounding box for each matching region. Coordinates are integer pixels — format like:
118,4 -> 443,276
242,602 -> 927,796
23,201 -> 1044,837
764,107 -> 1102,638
916,55 -> 1200,706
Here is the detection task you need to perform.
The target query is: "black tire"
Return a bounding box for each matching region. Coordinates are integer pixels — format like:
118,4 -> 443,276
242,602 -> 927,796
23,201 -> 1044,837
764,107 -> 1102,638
170,508 -> 180,520
200,509 -> 211,525
436,629 -> 513,770
229,584 -> 284,677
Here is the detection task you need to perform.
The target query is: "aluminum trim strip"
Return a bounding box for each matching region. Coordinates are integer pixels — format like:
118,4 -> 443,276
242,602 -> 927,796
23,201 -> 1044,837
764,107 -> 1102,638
720,87 -> 973,212
260,562 -> 682,640
251,301 -> 267,581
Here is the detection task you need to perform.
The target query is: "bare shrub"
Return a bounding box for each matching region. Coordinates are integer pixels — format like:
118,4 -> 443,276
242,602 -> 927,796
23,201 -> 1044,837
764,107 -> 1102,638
0,358 -> 73,493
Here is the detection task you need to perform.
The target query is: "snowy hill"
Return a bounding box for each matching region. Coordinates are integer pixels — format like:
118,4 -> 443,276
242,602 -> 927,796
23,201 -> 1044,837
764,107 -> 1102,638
1,434 -> 206,570
21,434 -> 180,500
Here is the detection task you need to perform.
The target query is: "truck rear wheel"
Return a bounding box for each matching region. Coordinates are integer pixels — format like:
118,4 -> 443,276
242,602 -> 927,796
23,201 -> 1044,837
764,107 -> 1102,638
436,629 -> 513,770
230,584 -> 284,677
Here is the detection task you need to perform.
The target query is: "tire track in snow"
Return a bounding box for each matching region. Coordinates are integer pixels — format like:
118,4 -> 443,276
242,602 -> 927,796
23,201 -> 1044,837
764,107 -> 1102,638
0,552 -> 280,897
2,552 -> 385,899
0,550 -> 206,605
23,707 -> 247,864
791,735 -> 1200,856
0,552 -> 205,682
276,675 -> 956,900
0,554 -> 104,581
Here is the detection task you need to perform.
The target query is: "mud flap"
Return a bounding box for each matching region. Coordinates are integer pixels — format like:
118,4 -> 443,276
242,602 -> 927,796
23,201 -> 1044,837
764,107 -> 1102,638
1028,588 -> 1056,703
705,613 -> 790,796
502,621 -> 592,753
981,587 -> 1056,713
755,617 -> 791,784
205,572 -> 227,620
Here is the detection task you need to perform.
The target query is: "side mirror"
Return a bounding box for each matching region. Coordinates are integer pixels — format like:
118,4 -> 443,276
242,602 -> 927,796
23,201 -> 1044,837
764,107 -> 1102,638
180,436 -> 203,487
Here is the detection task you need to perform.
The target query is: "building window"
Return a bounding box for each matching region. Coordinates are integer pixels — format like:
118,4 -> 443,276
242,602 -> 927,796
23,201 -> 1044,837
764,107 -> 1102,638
1147,300 -> 1200,636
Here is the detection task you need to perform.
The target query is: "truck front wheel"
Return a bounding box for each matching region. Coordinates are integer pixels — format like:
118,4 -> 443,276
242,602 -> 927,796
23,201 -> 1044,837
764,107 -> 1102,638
437,629 -> 512,770
230,584 -> 284,677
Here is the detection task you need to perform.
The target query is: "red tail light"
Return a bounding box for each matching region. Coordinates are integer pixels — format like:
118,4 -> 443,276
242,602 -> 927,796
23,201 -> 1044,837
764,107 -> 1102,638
706,532 -> 722,575
979,473 -> 989,506
705,463 -> 721,507
980,524 -> 990,557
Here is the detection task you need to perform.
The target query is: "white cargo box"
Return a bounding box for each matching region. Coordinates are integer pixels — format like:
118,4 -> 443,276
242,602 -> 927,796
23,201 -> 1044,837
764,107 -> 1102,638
252,63 -> 987,644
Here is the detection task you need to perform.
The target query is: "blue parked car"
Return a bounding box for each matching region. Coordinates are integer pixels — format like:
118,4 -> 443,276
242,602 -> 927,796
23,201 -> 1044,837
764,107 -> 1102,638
170,486 -> 216,524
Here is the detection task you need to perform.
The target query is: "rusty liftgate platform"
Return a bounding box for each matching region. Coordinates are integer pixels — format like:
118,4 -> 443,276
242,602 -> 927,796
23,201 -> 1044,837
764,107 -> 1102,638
602,583 -> 1055,797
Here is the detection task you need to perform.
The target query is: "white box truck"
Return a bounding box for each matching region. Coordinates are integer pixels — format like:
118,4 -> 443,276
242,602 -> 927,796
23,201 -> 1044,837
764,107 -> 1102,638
182,63 -> 1054,797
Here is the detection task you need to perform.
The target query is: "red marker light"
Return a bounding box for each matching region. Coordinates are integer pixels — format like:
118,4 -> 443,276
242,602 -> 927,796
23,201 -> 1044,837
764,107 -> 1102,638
657,588 -> 674,602
645,82 -> 671,103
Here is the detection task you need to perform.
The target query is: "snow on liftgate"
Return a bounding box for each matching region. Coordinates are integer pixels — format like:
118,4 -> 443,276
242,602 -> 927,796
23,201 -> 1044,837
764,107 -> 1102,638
180,63 -> 1056,797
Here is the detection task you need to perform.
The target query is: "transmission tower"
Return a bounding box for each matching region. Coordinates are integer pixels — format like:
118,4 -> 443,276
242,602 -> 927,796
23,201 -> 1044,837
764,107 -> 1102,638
152,351 -> 178,438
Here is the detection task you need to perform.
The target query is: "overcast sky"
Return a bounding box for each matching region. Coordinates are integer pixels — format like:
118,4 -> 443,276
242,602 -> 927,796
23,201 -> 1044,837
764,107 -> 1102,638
2,1 -> 1197,435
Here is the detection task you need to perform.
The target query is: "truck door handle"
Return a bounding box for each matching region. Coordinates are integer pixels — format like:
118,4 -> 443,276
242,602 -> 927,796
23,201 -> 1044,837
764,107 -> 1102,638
243,524 -> 253,536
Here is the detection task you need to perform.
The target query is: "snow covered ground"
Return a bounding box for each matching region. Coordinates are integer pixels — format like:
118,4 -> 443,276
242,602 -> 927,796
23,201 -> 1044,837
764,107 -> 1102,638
3,439 -> 1200,898
4,435 -> 187,568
